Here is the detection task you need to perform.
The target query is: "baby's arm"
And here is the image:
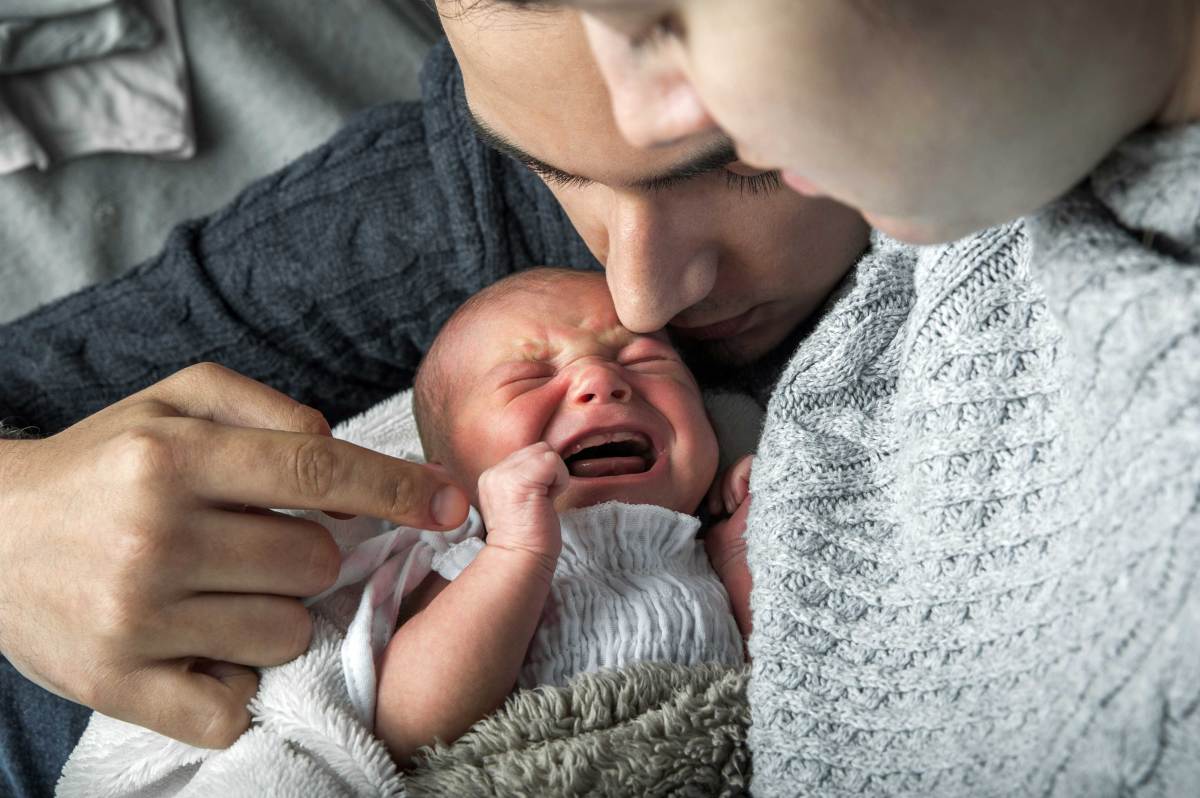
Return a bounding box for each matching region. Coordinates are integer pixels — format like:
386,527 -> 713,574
704,454 -> 754,644
374,443 -> 567,766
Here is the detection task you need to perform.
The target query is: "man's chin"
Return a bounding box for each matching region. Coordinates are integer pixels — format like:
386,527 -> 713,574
671,326 -> 780,377
672,316 -> 816,390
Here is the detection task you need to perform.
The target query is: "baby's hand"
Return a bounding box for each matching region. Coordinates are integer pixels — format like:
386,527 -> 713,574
704,455 -> 754,643
706,454 -> 753,518
478,442 -> 569,573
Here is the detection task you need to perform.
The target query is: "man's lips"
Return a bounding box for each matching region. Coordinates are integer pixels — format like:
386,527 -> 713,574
670,306 -> 757,341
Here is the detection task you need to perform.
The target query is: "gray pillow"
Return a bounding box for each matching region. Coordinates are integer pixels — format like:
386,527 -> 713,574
0,0 -> 157,74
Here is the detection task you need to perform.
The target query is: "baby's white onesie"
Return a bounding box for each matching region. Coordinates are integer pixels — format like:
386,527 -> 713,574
430,501 -> 745,689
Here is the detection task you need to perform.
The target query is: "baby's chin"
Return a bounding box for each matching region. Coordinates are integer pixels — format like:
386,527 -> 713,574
553,477 -> 704,517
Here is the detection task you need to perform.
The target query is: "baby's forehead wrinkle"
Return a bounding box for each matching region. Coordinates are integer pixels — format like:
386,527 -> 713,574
592,326 -> 620,349
514,337 -> 555,361
498,309 -> 652,367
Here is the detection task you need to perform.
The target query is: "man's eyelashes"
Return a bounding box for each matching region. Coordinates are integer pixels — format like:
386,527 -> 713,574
627,14 -> 685,54
725,170 -> 783,195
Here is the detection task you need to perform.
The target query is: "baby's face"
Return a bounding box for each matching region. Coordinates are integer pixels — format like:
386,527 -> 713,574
439,275 -> 718,514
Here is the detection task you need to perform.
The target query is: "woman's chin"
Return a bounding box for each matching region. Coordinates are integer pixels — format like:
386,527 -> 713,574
861,210 -> 944,244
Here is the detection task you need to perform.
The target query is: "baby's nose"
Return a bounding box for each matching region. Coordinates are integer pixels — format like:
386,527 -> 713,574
571,364 -> 632,405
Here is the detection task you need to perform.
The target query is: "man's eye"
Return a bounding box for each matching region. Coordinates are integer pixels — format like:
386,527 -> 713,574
724,169 -> 783,196
629,14 -> 684,52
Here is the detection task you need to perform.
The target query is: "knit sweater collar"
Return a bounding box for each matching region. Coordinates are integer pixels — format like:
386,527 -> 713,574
1089,121 -> 1200,256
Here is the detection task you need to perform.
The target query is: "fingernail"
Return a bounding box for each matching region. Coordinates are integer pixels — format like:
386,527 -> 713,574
431,484 -> 469,527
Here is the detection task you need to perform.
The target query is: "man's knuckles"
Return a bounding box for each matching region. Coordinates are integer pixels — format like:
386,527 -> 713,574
302,528 -> 341,594
104,515 -> 179,580
161,361 -> 236,400
270,601 -> 316,662
290,436 -> 340,500
101,424 -> 182,488
289,402 -> 331,437
193,691 -> 252,749
91,582 -> 156,647
384,466 -> 424,522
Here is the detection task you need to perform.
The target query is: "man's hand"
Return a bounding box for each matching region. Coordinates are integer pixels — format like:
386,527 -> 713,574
704,454 -> 753,641
0,363 -> 469,748
477,442 -> 568,577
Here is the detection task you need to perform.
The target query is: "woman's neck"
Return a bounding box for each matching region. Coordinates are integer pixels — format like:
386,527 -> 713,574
1157,1 -> 1200,125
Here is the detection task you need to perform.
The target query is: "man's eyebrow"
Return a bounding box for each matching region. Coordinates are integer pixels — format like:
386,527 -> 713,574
468,109 -> 738,191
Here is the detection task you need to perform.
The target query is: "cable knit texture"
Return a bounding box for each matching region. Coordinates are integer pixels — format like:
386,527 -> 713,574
436,502 -> 745,690
746,123 -> 1200,796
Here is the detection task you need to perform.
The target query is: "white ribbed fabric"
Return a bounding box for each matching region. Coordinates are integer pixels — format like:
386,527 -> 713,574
434,501 -> 745,689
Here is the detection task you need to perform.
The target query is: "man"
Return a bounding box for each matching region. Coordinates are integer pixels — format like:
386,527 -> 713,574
0,5 -> 867,795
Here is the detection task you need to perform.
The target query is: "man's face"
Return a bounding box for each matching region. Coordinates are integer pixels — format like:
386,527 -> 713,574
440,5 -> 868,365
543,0 -> 1169,244
441,274 -> 719,514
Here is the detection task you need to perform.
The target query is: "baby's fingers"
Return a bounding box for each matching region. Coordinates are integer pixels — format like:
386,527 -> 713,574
723,483 -> 739,516
482,442 -> 568,500
517,442 -> 569,494
533,445 -> 570,498
728,455 -> 755,510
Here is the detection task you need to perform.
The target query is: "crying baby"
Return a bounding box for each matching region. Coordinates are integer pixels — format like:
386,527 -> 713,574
374,267 -> 753,765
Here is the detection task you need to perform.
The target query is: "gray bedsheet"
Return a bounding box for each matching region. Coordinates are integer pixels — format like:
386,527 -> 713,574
0,0 -> 439,323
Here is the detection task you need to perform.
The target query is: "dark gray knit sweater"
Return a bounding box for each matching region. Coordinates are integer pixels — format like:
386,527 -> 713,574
0,41 -> 596,436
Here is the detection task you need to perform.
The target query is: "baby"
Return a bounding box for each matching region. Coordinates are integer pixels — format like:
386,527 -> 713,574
375,267 -> 754,765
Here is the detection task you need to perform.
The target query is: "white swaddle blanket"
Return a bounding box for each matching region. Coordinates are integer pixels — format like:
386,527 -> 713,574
57,389 -> 753,797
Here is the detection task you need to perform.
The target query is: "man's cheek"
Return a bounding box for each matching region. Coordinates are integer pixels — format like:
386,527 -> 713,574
551,191 -> 612,262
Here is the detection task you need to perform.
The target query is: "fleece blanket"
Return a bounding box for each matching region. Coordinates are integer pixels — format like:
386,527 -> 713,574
58,389 -> 756,797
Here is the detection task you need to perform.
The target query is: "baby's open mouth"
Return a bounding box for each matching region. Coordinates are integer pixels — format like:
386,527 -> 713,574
561,431 -> 656,478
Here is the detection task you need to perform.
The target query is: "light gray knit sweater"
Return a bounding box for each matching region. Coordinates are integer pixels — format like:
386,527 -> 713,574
746,124 -> 1200,796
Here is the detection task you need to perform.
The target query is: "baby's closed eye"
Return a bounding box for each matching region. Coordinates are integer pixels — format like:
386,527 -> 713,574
618,339 -> 685,372
495,363 -> 555,395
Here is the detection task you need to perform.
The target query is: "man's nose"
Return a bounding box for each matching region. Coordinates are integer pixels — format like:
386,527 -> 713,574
581,15 -> 715,149
604,195 -> 718,333
570,363 -> 632,405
